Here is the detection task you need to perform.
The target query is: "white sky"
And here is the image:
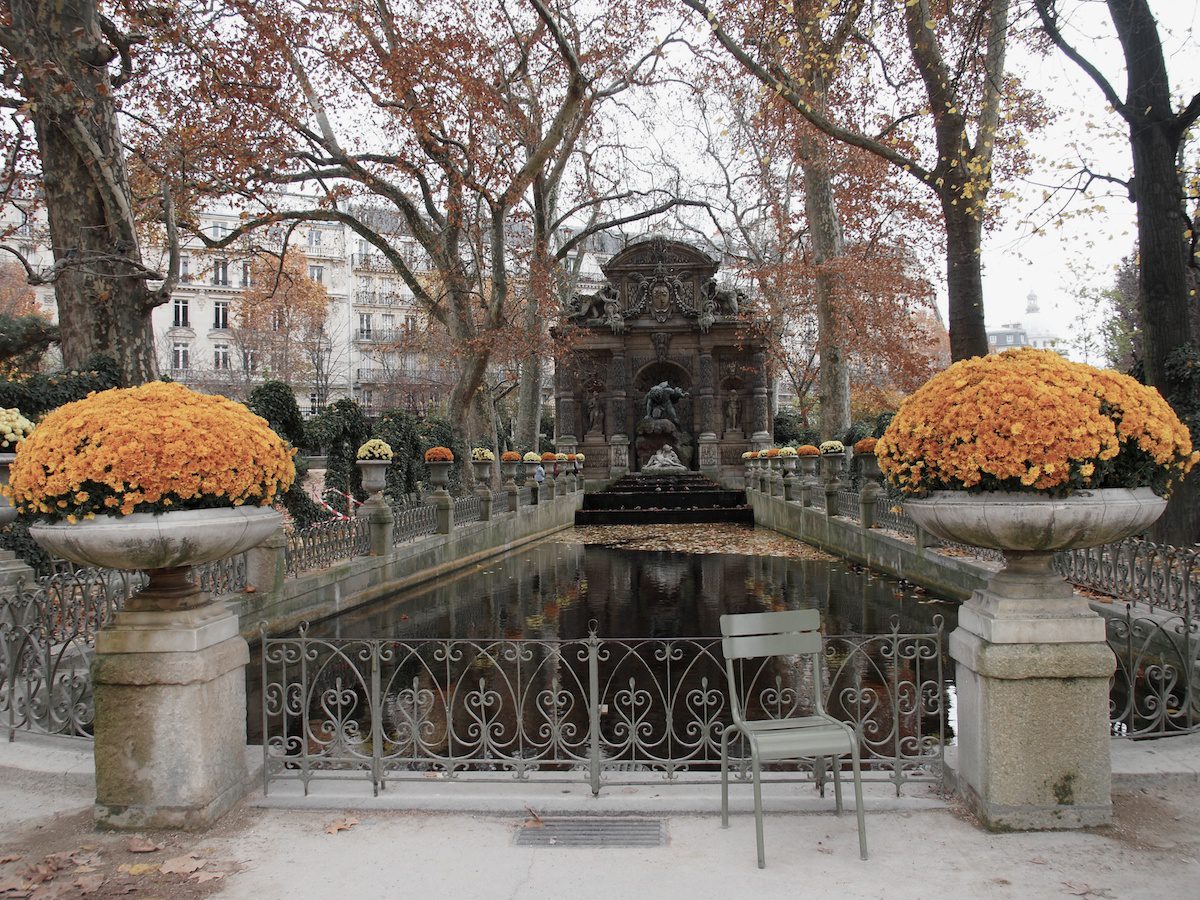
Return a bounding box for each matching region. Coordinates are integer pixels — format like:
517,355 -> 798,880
975,2 -> 1198,350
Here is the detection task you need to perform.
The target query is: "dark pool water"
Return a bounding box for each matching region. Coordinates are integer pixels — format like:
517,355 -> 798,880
247,536 -> 959,756
303,539 -> 958,641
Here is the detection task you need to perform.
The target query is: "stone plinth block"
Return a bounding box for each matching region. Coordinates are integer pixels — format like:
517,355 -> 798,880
950,627 -> 1115,830
92,607 -> 250,830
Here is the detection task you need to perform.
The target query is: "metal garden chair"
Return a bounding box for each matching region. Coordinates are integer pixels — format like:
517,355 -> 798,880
719,609 -> 868,866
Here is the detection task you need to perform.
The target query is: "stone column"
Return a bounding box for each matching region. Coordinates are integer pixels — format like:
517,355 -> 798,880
608,434 -> 629,480
247,528 -> 286,596
821,453 -> 844,515
697,349 -> 720,481
0,550 -> 34,591
92,595 -> 250,829
356,487 -> 394,554
555,364 -> 578,451
950,556 -> 1116,829
608,352 -> 628,448
750,351 -> 771,448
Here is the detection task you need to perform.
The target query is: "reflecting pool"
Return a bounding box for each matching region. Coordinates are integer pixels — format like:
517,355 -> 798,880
303,537 -> 958,641
250,532 -> 957,787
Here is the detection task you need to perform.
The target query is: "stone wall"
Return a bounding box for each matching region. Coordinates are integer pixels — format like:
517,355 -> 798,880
749,491 -> 995,600
230,492 -> 583,641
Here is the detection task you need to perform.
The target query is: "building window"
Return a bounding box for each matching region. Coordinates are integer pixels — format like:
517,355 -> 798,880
404,315 -> 417,333
271,309 -> 286,332
242,262 -> 252,286
309,392 -> 318,416
172,342 -> 190,370
180,256 -> 191,283
308,264 -> 324,284
172,296 -> 190,328
213,300 -> 229,330
358,313 -> 373,340
213,344 -> 231,370
382,314 -> 394,336
210,222 -> 227,240
308,229 -> 322,247
212,258 -> 229,286
243,349 -> 258,373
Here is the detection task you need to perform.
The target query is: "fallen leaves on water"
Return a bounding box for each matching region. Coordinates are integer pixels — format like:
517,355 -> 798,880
324,816 -> 360,835
554,525 -> 836,561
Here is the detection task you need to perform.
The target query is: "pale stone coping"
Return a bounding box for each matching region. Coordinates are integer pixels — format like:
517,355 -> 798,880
97,606 -> 240,654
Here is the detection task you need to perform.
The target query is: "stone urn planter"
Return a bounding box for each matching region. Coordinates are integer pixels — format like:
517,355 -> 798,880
426,460 -> 452,493
357,458 -> 390,495
819,451 -> 845,485
877,348 -> 1197,832
31,507 -> 282,611
471,459 -> 493,488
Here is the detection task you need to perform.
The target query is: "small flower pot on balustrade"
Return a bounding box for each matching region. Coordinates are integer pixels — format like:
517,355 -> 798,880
471,460 -> 494,521
501,460 -> 519,511
856,453 -> 884,527
781,456 -> 799,501
797,456 -> 819,506
820,452 -> 844,515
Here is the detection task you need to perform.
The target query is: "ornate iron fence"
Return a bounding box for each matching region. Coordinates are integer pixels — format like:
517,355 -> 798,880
837,491 -> 861,521
453,495 -> 481,525
1106,602 -> 1199,737
873,502 -> 916,536
1056,539 -> 1198,619
393,503 -> 437,544
195,552 -> 248,595
0,568 -> 140,738
285,518 -> 371,577
259,618 -> 947,796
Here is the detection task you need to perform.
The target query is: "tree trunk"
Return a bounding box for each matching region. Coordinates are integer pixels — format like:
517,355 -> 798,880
799,131 -> 851,442
1107,0 -> 1199,546
943,199 -> 990,361
9,0 -> 160,384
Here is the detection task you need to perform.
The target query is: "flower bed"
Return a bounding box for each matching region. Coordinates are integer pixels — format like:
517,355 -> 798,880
877,348 -> 1198,495
471,447 -> 496,462
501,451 -> 522,462
853,437 -> 877,455
796,445 -> 819,456
424,446 -> 454,462
522,451 -> 541,463
819,440 -> 845,455
6,382 -> 294,522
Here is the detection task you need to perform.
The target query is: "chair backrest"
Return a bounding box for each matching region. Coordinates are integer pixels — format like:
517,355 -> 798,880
720,609 -> 825,722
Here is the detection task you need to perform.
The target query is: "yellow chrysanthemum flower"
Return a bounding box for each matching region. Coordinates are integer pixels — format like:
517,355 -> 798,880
4,382 -> 295,521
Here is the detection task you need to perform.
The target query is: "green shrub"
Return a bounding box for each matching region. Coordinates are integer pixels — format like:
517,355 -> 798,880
248,381 -> 307,447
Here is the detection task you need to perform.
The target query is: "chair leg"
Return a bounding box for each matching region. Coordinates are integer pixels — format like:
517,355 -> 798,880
720,725 -> 734,828
832,755 -> 843,814
752,752 -> 765,869
852,748 -> 867,861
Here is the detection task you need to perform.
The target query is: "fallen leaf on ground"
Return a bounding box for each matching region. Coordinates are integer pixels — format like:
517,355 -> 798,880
191,871 -> 225,884
524,806 -> 544,827
0,857 -> 19,866
0,877 -> 30,898
159,855 -> 205,876
124,839 -> 160,854
116,863 -> 158,877
72,875 -> 105,895
324,817 -> 359,834
1062,884 -> 1114,898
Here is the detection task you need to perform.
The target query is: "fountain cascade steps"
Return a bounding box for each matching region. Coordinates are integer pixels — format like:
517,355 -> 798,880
575,473 -> 753,525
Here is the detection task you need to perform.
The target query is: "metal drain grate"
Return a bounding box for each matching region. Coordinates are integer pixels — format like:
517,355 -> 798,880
514,817 -> 666,848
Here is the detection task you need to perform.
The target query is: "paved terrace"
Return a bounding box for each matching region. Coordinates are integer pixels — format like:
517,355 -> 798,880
2,733 -> 1198,899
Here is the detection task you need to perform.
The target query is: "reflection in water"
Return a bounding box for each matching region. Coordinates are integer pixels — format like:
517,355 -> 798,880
253,540 -> 956,789
306,541 -> 957,642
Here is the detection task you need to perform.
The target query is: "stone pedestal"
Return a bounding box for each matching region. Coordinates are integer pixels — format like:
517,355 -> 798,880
698,432 -> 719,481
0,549 -> 34,590
92,603 -> 250,830
949,556 -> 1115,829
434,491 -> 452,534
608,434 -> 629,480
